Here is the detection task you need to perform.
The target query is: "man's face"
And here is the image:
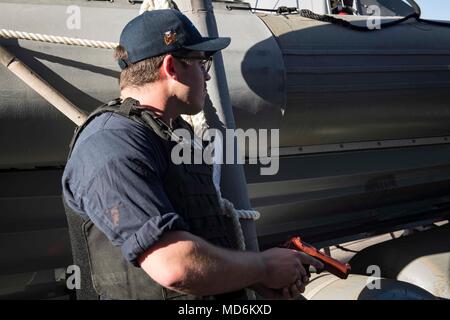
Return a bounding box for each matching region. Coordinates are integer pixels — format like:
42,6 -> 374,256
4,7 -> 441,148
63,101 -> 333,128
172,51 -> 212,115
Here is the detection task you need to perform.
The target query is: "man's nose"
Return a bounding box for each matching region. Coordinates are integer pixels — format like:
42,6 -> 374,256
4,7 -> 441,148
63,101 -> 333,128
204,70 -> 211,81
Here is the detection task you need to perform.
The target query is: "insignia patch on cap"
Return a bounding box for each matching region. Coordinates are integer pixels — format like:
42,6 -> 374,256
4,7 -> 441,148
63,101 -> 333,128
164,31 -> 177,46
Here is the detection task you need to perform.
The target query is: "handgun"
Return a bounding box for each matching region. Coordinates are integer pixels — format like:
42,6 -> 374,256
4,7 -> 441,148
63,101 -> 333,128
283,236 -> 351,279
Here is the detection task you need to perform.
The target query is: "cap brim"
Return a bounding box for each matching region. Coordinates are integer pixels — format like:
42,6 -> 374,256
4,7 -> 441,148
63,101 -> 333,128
182,37 -> 231,55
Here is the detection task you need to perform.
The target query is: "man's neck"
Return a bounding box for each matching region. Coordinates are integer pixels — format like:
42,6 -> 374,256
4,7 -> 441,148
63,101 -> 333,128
120,86 -> 180,128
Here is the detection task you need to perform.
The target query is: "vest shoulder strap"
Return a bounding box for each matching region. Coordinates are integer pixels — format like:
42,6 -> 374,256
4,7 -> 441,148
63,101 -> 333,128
67,98 -> 138,157
67,97 -> 177,159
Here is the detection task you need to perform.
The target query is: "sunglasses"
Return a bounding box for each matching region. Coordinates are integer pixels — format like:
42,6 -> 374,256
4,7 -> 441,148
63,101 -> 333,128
172,54 -> 213,73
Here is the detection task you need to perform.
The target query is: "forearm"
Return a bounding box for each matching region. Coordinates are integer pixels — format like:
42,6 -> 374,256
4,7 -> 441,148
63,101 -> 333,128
139,231 -> 266,296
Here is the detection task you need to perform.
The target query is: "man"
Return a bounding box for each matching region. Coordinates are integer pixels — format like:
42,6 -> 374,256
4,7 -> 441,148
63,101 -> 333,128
62,9 -> 323,300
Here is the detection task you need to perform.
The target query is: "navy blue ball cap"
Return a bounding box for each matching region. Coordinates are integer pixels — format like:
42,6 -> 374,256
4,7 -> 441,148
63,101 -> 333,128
118,9 -> 231,69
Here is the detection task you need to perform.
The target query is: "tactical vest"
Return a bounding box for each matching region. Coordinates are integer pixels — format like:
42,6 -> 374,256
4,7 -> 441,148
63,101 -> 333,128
64,98 -> 246,300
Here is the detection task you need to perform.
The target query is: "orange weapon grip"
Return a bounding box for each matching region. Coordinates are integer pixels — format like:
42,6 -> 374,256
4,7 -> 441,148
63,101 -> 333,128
285,237 -> 351,279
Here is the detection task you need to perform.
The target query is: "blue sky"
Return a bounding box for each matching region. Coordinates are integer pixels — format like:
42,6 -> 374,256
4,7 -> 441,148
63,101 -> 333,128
415,0 -> 450,20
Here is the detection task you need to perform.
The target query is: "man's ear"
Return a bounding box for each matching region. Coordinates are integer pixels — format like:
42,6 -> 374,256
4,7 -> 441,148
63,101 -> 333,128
160,55 -> 177,80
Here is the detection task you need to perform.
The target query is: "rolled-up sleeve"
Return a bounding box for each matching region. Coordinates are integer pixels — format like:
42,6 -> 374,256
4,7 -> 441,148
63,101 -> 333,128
121,212 -> 189,265
82,156 -> 189,266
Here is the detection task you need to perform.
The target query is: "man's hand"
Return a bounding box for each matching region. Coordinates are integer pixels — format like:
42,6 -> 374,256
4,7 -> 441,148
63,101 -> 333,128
259,248 -> 324,290
251,283 -> 286,299
251,281 -> 308,300
281,275 -> 310,299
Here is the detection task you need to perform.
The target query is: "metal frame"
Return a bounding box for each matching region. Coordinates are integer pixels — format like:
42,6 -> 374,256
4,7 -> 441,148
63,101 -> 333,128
277,136 -> 450,157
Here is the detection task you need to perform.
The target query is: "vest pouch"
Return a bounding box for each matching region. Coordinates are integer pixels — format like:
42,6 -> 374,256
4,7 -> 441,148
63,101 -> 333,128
162,287 -> 211,300
83,220 -> 198,300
